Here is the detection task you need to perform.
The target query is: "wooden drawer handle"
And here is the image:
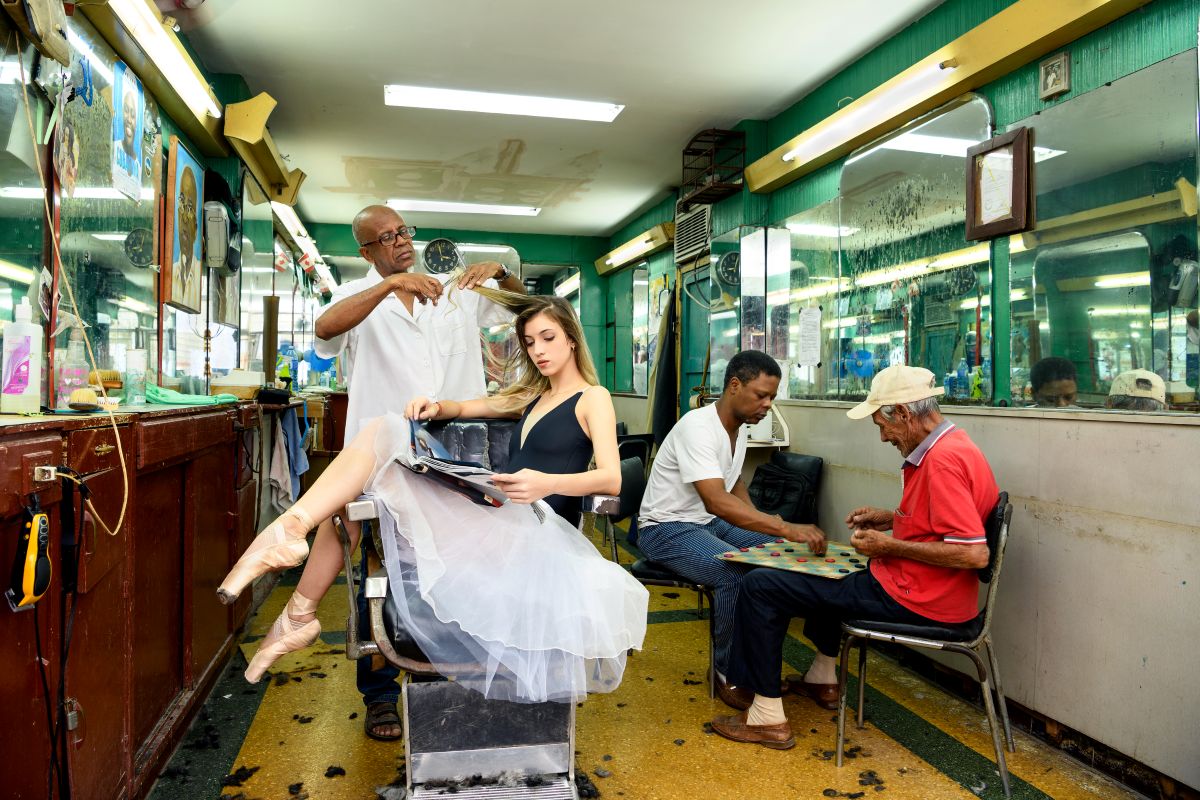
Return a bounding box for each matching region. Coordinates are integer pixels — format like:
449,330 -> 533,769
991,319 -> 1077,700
93,444 -> 115,457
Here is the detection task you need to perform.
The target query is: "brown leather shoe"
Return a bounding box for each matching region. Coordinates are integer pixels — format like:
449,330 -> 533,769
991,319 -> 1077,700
715,678 -> 753,711
711,712 -> 795,750
785,675 -> 839,711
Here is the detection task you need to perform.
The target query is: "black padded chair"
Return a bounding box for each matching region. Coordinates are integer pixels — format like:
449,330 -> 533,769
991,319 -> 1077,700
836,492 -> 1016,796
616,432 -> 655,475
595,457 -> 648,564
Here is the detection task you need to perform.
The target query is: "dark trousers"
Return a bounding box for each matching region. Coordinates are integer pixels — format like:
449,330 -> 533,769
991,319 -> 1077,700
727,567 -> 934,698
355,532 -> 400,705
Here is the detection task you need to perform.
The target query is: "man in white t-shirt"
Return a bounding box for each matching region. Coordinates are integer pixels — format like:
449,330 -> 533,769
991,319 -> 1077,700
638,350 -> 826,706
313,204 -> 525,739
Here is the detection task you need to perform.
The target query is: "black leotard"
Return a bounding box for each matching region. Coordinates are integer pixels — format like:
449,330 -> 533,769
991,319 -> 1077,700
506,391 -> 593,526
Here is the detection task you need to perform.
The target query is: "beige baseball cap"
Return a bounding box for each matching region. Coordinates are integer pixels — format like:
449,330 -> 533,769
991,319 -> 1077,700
1108,369 -> 1165,403
846,365 -> 945,420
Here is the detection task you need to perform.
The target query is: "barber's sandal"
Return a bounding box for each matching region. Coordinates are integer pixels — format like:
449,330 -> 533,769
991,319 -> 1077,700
217,507 -> 314,604
245,591 -> 322,683
710,712 -> 796,749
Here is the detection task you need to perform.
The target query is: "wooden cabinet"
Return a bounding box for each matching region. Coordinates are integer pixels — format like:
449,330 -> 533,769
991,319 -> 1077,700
0,404 -> 257,800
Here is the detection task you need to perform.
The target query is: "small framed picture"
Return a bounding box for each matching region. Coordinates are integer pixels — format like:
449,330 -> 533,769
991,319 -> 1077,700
965,127 -> 1033,241
1039,52 -> 1070,101
163,135 -> 205,313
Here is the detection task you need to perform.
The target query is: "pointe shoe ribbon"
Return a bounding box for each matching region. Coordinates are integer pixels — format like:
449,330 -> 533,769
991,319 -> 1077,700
217,506 -> 314,604
245,591 -> 322,683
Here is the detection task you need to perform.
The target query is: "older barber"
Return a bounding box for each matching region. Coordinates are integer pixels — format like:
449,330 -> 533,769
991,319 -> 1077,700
312,204 -> 524,739
711,365 -> 999,749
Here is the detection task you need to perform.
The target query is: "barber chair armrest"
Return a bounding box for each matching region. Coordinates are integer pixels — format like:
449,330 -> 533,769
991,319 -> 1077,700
584,494 -> 620,517
346,498 -> 379,521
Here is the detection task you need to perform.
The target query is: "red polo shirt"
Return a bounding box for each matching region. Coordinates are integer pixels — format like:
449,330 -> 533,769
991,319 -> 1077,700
870,423 -> 998,623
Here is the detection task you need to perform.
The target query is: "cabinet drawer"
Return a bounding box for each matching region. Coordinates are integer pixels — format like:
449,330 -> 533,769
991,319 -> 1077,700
67,426 -> 134,593
0,433 -> 63,518
136,411 -> 234,469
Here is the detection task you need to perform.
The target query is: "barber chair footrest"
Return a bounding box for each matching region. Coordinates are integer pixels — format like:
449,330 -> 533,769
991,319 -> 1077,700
412,777 -> 576,799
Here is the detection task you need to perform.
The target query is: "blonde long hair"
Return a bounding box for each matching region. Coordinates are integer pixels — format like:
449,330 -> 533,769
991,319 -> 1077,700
450,281 -> 599,413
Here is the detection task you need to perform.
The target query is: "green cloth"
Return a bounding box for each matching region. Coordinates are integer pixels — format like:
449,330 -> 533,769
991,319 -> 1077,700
146,384 -> 239,406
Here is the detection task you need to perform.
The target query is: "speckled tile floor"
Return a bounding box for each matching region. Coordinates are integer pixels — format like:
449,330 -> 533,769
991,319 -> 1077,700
149,524 -> 1144,800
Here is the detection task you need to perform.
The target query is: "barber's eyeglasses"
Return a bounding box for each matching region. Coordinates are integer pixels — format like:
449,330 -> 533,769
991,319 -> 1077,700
362,226 -> 417,248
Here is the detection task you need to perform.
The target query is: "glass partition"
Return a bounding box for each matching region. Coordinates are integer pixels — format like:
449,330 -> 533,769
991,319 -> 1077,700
1007,51 -> 1199,409
55,16 -> 161,401
631,263 -> 649,395
837,96 -> 993,403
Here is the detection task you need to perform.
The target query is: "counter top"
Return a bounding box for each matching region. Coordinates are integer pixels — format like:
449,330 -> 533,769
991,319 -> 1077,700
0,401 -> 250,434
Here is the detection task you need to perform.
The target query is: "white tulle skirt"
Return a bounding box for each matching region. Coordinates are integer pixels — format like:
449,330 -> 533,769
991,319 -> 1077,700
366,413 -> 648,703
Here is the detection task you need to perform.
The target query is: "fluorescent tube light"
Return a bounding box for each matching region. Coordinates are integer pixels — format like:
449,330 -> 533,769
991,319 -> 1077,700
384,84 -> 623,123
786,223 -> 859,237
92,234 -> 128,242
711,310 -> 737,321
107,0 -> 222,119
116,296 -> 152,314
411,241 -> 512,254
555,273 -> 580,297
271,201 -> 309,241
605,238 -> 652,266
959,289 -> 1028,310
388,198 -> 540,216
845,133 -> 1065,166
1094,273 -> 1150,289
0,260 -> 35,284
1087,305 -> 1149,317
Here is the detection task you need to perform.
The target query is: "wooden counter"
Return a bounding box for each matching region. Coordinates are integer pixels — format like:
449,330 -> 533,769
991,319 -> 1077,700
0,402 -> 261,800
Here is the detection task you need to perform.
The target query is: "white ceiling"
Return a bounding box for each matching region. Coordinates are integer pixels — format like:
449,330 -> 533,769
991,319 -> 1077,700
184,0 -> 943,239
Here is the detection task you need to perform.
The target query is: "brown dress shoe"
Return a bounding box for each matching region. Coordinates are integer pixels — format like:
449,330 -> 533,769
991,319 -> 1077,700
711,712 -> 795,750
716,678 -> 753,711
786,675 -> 840,711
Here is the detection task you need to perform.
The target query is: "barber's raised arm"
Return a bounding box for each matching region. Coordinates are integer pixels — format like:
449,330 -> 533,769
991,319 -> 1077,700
314,273 -> 443,341
693,479 -> 826,553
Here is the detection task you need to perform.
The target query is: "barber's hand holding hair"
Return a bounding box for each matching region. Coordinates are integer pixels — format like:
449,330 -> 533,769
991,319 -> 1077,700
490,469 -> 558,504
389,272 -> 443,304
458,261 -> 506,290
845,506 -> 893,531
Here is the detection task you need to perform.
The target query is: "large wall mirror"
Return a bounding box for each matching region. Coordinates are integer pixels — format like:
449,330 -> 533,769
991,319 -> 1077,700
1008,50 -> 1199,411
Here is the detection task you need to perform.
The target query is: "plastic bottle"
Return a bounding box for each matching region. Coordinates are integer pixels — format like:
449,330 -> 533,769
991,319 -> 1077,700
126,349 -> 147,405
57,326 -> 90,409
955,358 -> 969,398
2,298 -> 43,414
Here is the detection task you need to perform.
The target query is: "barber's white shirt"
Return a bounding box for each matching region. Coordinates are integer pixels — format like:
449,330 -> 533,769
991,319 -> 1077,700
315,269 -> 511,439
639,404 -> 747,527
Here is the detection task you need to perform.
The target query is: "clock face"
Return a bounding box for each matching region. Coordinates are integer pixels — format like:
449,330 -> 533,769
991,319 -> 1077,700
124,227 -> 155,268
423,238 -> 462,274
717,251 -> 741,286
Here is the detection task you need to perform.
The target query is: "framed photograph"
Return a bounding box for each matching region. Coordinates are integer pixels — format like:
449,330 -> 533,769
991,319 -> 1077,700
163,135 -> 204,313
1039,52 -> 1070,100
965,127 -> 1032,241
111,61 -> 144,200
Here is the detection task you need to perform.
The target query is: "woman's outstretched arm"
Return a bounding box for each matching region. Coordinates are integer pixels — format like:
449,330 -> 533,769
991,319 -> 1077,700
405,395 -> 520,421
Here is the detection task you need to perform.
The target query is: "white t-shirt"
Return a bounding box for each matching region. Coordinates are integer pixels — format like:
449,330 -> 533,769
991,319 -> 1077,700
638,404 -> 747,527
315,269 -> 511,439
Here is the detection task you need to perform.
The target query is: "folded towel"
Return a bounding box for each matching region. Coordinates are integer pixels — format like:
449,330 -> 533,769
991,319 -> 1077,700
147,384 -> 239,405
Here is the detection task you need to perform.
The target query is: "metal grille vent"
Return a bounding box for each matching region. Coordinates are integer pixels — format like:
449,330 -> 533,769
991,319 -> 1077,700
673,204 -> 711,264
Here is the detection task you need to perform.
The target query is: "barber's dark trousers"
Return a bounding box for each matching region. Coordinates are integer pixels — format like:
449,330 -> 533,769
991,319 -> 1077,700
727,568 -> 934,698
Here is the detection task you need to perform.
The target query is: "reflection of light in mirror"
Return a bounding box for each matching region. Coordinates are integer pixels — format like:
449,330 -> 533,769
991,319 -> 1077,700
65,29 -> 115,83
0,260 -> 35,284
634,279 -> 649,286
785,223 -> 860,237
960,289 -> 1028,310
116,296 -> 152,314
711,310 -> 737,321
853,239 -> 1029,289
723,329 -> 738,337
846,132 -> 1065,163
92,234 -> 127,242
1,186 -> 154,201
1094,273 -> 1150,288
1087,306 -> 1150,316
791,284 -> 839,302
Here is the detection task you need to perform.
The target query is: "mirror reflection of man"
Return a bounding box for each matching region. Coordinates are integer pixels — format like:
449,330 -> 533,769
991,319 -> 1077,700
173,166 -> 199,304
314,204 -> 526,740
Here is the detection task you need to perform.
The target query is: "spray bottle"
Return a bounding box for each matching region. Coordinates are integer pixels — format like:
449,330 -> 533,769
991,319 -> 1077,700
2,298 -> 43,414
56,324 -> 90,409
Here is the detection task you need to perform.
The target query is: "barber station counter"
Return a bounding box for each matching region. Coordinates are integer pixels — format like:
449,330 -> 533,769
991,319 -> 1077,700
0,401 -> 264,800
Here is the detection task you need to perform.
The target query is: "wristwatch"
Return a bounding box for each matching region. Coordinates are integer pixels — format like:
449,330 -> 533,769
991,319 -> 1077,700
496,265 -> 512,281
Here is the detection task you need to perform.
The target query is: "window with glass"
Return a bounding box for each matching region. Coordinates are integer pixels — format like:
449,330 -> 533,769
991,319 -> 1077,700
1007,51 -> 1198,411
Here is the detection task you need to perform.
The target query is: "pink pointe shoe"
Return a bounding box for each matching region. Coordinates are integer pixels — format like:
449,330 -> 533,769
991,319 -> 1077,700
217,506 -> 314,605
245,591 -> 322,683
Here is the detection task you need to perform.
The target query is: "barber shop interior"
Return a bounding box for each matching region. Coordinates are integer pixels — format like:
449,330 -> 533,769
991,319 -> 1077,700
1,1 -> 1197,798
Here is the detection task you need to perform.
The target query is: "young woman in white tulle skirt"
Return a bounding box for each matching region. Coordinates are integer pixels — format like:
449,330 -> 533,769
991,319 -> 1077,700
217,291 -> 649,702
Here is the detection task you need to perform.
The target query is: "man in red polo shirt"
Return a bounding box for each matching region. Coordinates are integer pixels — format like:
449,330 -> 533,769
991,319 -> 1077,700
711,365 -> 998,749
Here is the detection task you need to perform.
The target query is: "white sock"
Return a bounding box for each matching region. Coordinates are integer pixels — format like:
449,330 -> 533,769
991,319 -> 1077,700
746,694 -> 786,726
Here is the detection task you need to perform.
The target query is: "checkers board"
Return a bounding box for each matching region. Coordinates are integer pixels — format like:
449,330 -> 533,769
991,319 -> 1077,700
717,539 -> 868,579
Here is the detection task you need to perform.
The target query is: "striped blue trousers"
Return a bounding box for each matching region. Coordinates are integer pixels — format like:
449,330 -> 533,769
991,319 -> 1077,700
637,518 -> 778,674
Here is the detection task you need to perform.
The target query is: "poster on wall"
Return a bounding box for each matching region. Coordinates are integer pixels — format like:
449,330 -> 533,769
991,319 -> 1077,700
164,135 -> 204,313
111,62 -> 144,200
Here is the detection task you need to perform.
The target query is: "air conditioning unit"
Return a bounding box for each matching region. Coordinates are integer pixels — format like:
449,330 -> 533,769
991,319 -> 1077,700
674,203 -> 711,265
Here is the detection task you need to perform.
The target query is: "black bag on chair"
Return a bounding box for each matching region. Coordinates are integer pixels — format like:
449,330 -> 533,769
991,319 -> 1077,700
748,452 -> 823,525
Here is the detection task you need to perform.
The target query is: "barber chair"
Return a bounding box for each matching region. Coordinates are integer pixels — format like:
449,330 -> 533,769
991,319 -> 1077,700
334,419 -> 619,799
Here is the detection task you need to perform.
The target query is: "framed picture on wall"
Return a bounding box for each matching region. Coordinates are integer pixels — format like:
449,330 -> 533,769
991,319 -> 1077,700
965,127 -> 1032,241
163,136 -> 204,313
1039,51 -> 1070,101
111,61 -> 144,200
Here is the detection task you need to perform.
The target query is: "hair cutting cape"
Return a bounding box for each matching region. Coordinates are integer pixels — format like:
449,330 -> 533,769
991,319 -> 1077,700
368,414 -> 648,703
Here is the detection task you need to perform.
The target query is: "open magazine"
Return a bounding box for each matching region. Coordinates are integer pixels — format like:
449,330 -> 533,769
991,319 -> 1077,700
403,420 -> 546,524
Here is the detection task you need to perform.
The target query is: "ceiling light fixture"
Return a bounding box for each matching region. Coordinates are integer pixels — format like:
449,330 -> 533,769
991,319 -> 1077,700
388,198 -> 540,216
106,0 -> 221,120
554,272 -> 580,297
384,84 -> 623,122
596,224 -> 674,275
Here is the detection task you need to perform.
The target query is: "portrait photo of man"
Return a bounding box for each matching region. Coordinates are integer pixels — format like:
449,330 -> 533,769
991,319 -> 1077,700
166,137 -> 205,312
111,62 -> 144,200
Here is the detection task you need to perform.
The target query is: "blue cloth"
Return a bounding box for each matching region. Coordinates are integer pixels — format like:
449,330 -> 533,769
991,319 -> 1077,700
279,407 -> 309,500
636,518 -> 777,673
